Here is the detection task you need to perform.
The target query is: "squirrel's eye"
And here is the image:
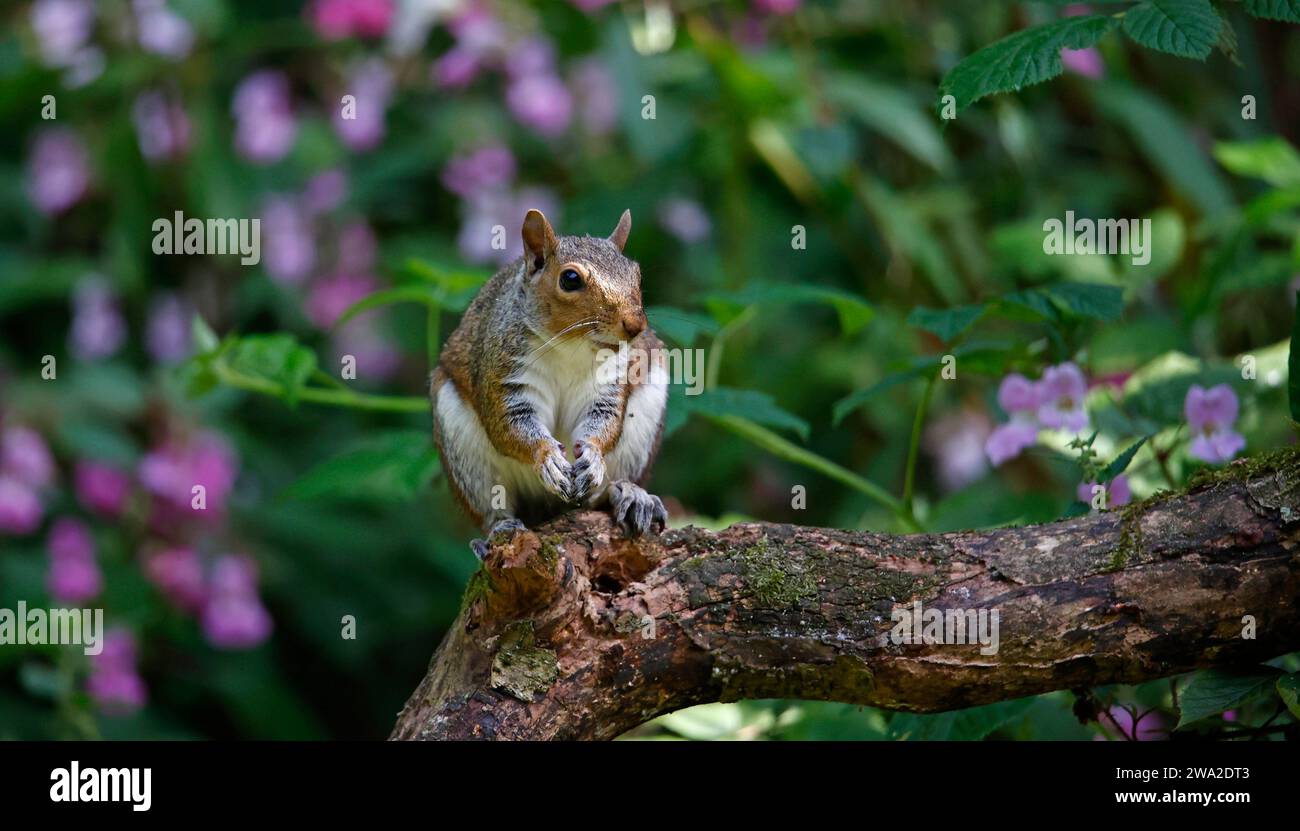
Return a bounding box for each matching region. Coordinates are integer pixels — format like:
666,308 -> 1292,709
559,269 -> 584,292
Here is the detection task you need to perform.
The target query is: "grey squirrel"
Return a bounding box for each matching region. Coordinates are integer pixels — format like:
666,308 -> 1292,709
430,209 -> 669,559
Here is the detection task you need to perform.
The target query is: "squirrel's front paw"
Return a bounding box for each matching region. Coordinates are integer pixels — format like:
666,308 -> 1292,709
534,440 -> 574,501
570,441 -> 605,503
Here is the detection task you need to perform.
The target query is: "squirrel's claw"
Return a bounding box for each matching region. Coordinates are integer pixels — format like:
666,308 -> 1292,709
537,444 -> 574,502
609,480 -> 668,537
570,441 -> 606,503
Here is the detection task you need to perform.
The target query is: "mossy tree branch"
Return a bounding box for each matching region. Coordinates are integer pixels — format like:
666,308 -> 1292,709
390,450 -> 1300,740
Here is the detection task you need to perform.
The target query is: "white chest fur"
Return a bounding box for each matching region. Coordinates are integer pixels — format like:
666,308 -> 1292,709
505,336 -> 620,446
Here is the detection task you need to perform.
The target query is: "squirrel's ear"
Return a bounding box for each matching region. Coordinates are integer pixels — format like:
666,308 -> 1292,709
608,209 -> 632,252
522,209 -> 557,270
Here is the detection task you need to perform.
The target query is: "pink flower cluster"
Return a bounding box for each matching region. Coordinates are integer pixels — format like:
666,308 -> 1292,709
985,362 -> 1090,466
441,145 -> 561,267
87,629 -> 148,715
1185,384 -> 1246,464
0,424 -> 56,535
307,0 -> 394,40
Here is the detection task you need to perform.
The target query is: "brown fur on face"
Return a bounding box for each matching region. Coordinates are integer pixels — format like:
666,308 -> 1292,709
522,209 -> 647,346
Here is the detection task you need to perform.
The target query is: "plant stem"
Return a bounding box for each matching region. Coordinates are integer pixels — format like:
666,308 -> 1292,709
902,372 -> 938,514
213,363 -> 427,413
706,307 -> 757,391
704,413 -> 923,532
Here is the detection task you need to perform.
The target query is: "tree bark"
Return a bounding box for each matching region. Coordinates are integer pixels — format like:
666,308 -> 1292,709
390,450 -> 1300,740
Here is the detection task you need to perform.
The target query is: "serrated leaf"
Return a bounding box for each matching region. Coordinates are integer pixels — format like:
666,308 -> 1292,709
282,431 -> 441,502
1277,674 -> 1300,719
1122,0 -> 1221,60
681,388 -> 809,440
225,334 -> 317,407
938,15 -> 1116,112
907,305 -> 985,342
1244,0 -> 1300,23
996,282 -> 1125,323
1101,437 -> 1148,482
1177,667 -> 1284,728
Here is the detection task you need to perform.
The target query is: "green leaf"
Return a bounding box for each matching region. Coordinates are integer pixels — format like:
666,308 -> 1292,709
1244,0 -> 1300,22
225,334 -> 317,407
192,314 -> 219,354
282,431 -> 441,502
647,306 -> 719,346
997,282 -> 1125,323
1213,137 -> 1300,189
826,73 -> 954,173
1290,291 -> 1300,423
1101,437 -> 1148,482
832,341 -> 1014,424
1177,667 -> 1284,728
1096,85 -> 1234,218
890,697 -> 1035,740
1277,674 -> 1300,720
403,259 -> 490,312
938,15 -> 1116,112
907,305 -> 985,342
1122,0 -> 1222,60
702,283 -> 873,335
682,388 -> 809,441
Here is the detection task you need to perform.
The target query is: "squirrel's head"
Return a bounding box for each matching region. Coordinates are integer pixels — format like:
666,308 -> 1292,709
521,208 -> 647,346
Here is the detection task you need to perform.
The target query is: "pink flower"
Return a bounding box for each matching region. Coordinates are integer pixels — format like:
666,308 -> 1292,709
75,461 -> 132,517
924,410 -> 993,492
45,517 -> 102,603
753,0 -> 801,14
457,188 -> 560,265
441,145 -> 515,199
1,425 -> 56,489
69,276 -> 126,361
570,59 -> 619,136
30,0 -> 94,67
984,421 -> 1039,467
145,292 -> 192,364
261,195 -> 316,284
506,75 -> 573,136
1062,47 -> 1104,79
1036,362 -> 1089,433
0,477 -> 43,535
145,546 -> 207,612
25,128 -> 90,215
232,71 -> 298,164
308,0 -> 394,40
998,373 -> 1040,414
138,431 -> 238,519
336,221 -> 377,273
1076,473 -> 1131,508
658,198 -> 711,244
132,89 -> 191,161
306,271 -> 378,329
333,317 -> 402,382
1185,384 -> 1246,464
434,47 -> 482,89
134,0 -> 194,60
305,169 -> 348,214
1096,705 -> 1167,741
202,556 -> 273,649
332,59 -> 393,152
87,629 -> 147,715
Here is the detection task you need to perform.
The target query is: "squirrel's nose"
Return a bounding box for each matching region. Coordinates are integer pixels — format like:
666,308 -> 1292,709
621,313 -> 646,339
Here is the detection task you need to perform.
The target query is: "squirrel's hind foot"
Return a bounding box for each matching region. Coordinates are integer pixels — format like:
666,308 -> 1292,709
608,480 -> 667,538
469,517 -> 529,560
